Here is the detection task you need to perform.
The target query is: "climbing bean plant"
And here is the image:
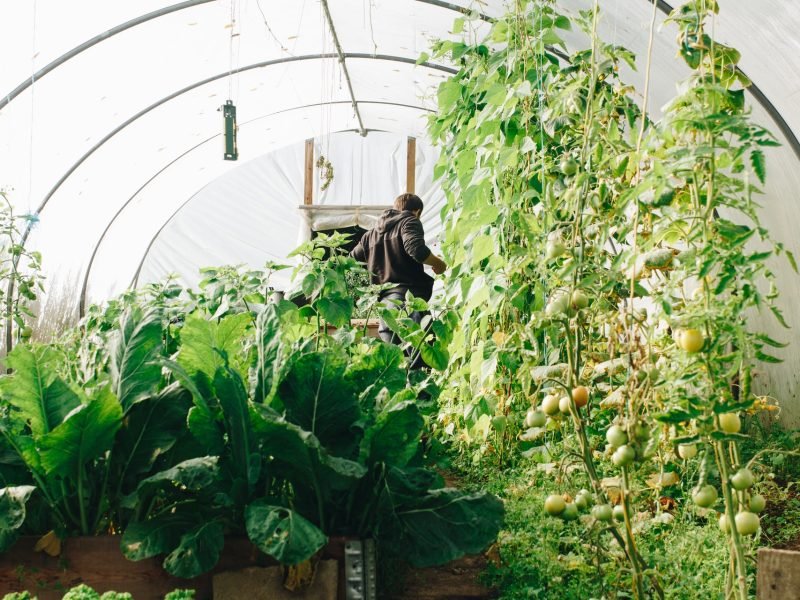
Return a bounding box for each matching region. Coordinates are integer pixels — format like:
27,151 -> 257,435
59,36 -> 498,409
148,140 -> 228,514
429,0 -> 793,598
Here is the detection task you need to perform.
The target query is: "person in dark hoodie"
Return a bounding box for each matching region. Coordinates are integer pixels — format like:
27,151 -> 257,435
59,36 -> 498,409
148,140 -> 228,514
350,193 -> 447,356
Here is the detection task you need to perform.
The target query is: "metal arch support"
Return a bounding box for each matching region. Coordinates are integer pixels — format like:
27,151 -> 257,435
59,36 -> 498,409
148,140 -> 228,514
0,0 -> 216,111
1,0 -> 489,112
31,53 -> 455,223
416,0 -> 494,22
320,0 -> 367,136
647,0 -> 800,161
78,100 -> 435,316
127,126 -> 396,291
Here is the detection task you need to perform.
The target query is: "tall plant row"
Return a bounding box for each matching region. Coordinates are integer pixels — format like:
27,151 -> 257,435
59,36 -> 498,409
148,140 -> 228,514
429,0 -> 793,598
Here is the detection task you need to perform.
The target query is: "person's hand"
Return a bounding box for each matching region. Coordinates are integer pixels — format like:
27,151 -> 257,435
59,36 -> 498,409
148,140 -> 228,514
432,256 -> 447,275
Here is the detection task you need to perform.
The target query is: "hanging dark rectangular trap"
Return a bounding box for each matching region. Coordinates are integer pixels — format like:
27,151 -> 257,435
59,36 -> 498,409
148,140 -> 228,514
221,99 -> 238,160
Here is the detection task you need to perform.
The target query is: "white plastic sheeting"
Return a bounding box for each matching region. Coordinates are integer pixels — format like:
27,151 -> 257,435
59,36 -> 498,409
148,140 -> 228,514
1,0 -> 799,421
130,131 -> 445,297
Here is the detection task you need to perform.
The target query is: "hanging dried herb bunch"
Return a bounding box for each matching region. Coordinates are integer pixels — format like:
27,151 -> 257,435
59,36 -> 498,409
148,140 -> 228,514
316,155 -> 334,191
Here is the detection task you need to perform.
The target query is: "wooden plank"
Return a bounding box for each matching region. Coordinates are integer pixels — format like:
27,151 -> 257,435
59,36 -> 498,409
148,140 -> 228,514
758,547 -> 800,599
0,536 -> 348,600
304,138 -> 314,205
406,136 -> 416,194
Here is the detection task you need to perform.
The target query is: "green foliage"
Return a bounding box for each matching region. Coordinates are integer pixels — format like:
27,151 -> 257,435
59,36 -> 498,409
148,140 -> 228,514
428,0 -> 791,597
1,585 -> 192,600
0,192 -> 45,345
0,249 -> 501,578
0,485 -> 34,551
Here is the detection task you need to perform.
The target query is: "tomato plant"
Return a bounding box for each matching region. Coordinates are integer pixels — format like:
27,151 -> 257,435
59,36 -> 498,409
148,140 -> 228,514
428,0 -> 794,597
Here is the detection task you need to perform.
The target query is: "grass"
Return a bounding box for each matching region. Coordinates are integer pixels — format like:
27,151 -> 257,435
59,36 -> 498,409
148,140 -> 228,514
444,421 -> 800,600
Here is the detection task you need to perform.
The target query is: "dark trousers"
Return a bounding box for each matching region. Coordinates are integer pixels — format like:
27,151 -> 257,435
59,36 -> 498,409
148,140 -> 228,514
377,291 -> 430,369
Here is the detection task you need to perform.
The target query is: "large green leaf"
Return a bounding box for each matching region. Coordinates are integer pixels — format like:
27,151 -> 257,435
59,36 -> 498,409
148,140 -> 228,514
109,308 -> 164,412
344,343 -> 407,406
111,382 -> 193,491
275,348 -> 361,454
360,401 -> 423,468
161,358 -> 224,454
316,296 -> 353,328
250,405 -> 366,496
121,514 -> 192,561
177,312 -> 250,380
213,367 -> 260,491
124,456 -> 219,508
245,499 -> 327,565
250,305 -> 282,404
163,520 -> 225,578
0,345 -> 80,436
385,488 -> 504,567
38,387 -> 123,477
0,485 -> 35,551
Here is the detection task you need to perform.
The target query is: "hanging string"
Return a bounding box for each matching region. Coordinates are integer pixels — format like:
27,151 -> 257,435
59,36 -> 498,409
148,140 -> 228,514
228,0 -> 236,100
27,0 -> 38,214
256,0 -> 291,54
366,0 -> 378,56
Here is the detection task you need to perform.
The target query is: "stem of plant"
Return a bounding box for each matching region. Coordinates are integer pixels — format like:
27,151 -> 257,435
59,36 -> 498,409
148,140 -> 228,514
713,434 -> 748,599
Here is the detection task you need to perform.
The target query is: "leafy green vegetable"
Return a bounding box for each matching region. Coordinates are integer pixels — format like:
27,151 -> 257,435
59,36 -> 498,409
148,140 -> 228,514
245,500 -> 327,564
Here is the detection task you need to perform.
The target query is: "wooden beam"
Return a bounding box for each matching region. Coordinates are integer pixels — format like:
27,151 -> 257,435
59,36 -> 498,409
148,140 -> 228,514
304,138 -> 314,205
406,136 -> 416,194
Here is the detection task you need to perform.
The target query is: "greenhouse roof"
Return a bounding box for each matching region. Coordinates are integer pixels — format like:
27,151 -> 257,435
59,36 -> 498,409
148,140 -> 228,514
1,0 -> 799,321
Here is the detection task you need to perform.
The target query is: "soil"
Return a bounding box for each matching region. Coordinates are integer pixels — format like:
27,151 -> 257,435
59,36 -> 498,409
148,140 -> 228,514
761,489 -> 800,551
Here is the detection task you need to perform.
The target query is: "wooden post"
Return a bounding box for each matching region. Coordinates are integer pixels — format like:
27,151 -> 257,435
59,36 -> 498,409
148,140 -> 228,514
757,548 -> 800,599
406,136 -> 416,194
304,138 -> 314,205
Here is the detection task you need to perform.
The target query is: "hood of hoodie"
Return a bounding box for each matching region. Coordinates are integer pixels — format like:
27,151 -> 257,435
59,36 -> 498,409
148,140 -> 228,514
376,209 -> 413,234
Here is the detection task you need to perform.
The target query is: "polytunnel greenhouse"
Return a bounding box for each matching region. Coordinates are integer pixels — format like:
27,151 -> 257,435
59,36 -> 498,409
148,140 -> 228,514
0,0 -> 799,598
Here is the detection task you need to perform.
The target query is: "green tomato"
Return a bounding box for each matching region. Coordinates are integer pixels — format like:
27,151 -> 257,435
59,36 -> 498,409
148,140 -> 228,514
560,157 -> 578,176
718,513 -> 730,533
592,504 -> 613,522
735,511 -> 760,536
718,413 -> 741,434
544,494 -> 566,516
613,505 -> 626,521
678,328 -> 705,352
19,326 -> 32,339
545,240 -> 567,261
575,493 -> 591,511
541,394 -> 561,416
570,290 -> 589,311
692,484 -> 718,508
606,425 -> 628,448
525,409 -> 547,428
749,494 -> 766,513
545,294 -> 569,317
731,468 -> 755,491
561,502 -> 579,521
612,444 -> 636,467
677,444 -> 698,460
559,395 -> 572,415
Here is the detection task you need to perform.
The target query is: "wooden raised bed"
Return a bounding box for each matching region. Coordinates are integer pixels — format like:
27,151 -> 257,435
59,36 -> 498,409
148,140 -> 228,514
0,536 -> 493,600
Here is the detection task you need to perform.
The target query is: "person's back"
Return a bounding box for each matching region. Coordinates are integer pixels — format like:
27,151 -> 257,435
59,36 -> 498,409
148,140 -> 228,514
350,193 -> 446,352
353,207 -> 434,300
